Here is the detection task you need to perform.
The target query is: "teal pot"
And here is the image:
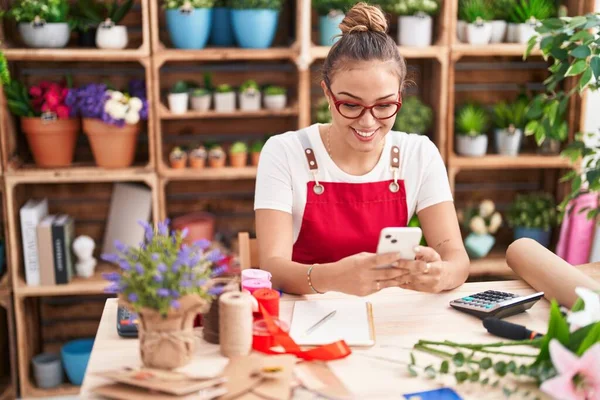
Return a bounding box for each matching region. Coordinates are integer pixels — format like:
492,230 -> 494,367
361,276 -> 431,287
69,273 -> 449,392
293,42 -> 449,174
19,22 -> 70,48
465,233 -> 495,259
61,338 -> 94,385
319,12 -> 344,46
166,8 -> 213,49
514,227 -> 551,248
231,9 -> 279,48
210,7 -> 236,46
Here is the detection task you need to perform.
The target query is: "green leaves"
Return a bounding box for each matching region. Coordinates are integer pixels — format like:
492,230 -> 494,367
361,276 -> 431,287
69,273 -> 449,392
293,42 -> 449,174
534,301 -> 570,366
579,67 -> 593,92
452,352 -> 465,367
570,45 -> 591,59
576,323 -> 600,356
591,56 -> 600,81
480,357 -> 492,369
565,59 -> 587,77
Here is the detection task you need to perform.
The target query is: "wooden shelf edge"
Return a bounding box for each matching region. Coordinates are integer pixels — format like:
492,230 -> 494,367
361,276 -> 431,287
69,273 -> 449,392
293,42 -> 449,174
22,382 -> 80,399
451,43 -> 542,59
160,166 -> 257,181
155,47 -> 297,62
0,382 -> 14,400
159,104 -> 299,120
3,166 -> 156,184
449,154 -> 572,170
2,47 -> 149,61
311,45 -> 447,60
469,254 -> 518,280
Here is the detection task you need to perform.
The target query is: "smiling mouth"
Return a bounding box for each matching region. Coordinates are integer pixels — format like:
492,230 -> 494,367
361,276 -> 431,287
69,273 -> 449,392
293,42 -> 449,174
352,127 -> 378,141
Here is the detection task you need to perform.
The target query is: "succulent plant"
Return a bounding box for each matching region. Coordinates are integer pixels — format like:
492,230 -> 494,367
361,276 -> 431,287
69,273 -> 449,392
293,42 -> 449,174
250,140 -> 264,153
215,84 -> 233,93
456,103 -> 489,137
239,80 -> 259,94
393,96 -> 433,135
170,81 -> 189,94
230,141 -> 248,154
191,88 -> 210,97
264,85 -> 287,96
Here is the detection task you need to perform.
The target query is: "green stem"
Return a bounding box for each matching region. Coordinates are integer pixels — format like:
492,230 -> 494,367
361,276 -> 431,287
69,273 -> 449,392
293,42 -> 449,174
414,344 -> 480,365
417,338 -> 543,349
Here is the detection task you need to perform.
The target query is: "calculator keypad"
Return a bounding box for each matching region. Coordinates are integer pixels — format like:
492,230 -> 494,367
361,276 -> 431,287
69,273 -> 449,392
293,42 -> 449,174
454,291 -> 519,309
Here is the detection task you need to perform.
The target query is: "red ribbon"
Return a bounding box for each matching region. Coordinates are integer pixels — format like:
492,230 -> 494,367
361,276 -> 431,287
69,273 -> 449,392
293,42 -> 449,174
253,303 -> 352,361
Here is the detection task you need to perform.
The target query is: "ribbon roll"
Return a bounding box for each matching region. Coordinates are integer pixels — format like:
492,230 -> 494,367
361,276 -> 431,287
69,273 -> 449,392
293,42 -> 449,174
241,278 -> 272,294
241,269 -> 272,282
252,288 -> 280,318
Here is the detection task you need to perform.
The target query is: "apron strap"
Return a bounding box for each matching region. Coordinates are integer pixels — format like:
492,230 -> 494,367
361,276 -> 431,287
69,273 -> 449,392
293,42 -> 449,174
298,129 -> 324,195
389,145 -> 401,193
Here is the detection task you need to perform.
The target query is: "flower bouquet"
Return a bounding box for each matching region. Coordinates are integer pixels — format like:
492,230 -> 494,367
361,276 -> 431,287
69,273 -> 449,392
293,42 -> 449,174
458,199 -> 502,259
66,80 -> 148,168
408,287 -> 600,399
102,219 -> 229,370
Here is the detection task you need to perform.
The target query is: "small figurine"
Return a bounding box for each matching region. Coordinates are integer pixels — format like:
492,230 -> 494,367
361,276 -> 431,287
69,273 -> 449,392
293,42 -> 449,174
72,235 -> 97,278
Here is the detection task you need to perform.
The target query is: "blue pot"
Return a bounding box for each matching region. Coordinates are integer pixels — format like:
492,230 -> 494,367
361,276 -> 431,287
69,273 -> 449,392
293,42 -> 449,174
166,8 -> 212,49
514,227 -> 551,248
210,7 -> 235,46
319,14 -> 344,46
61,338 -> 94,385
231,9 -> 279,48
465,233 -> 495,259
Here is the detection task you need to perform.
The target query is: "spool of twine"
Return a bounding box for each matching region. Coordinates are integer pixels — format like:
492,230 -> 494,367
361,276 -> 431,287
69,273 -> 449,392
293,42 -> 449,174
252,288 -> 280,318
202,278 -> 239,344
219,291 -> 253,357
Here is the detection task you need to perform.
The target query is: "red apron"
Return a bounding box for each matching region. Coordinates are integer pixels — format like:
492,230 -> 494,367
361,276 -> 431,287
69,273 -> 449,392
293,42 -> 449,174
292,131 -> 409,265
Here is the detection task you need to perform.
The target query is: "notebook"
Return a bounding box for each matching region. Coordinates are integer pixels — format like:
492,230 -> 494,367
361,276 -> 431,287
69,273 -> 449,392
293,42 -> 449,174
288,299 -> 375,347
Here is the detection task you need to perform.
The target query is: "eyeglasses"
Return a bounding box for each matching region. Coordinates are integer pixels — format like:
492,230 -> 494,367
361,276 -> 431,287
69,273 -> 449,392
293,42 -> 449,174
329,91 -> 402,120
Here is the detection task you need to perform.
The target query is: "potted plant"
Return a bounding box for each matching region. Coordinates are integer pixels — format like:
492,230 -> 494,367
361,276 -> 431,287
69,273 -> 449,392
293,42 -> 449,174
393,95 -> 433,135
209,0 -> 236,46
169,146 -> 188,168
455,103 -> 489,157
383,0 -> 440,47
3,78 -> 79,167
94,0 -> 135,49
459,199 -> 503,259
102,219 -> 227,370
509,0 -> 555,44
164,0 -> 215,49
67,81 -> 148,168
229,0 -> 282,49
0,50 -> 9,86
214,84 -> 235,113
69,0 -> 104,47
168,81 -> 189,115
229,141 -> 248,168
250,140 -> 264,166
459,0 -> 493,45
488,0 -> 513,43
189,144 -> 207,168
5,0 -> 71,48
313,0 -> 350,46
263,85 -> 287,110
506,192 -> 559,248
524,92 -> 568,155
492,97 -> 528,156
190,87 -> 211,112
208,144 -> 226,168
238,80 -> 261,111
315,97 -> 331,123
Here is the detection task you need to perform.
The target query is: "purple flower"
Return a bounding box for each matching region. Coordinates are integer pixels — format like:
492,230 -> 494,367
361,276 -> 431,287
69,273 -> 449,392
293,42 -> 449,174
128,293 -> 138,302
171,300 -> 181,309
211,265 -> 227,278
171,260 -> 182,273
193,239 -> 211,250
153,274 -> 163,283
114,240 -> 127,253
207,249 -> 224,263
118,260 -> 131,271
135,263 -> 144,274
181,228 -> 189,239
157,219 -> 170,236
180,280 -> 192,288
151,253 -> 160,261
102,272 -> 121,282
101,253 -> 120,263
197,279 -> 207,287
208,286 -> 224,296
157,288 -> 169,297
104,283 -> 121,294
157,263 -> 167,273
171,289 -> 180,298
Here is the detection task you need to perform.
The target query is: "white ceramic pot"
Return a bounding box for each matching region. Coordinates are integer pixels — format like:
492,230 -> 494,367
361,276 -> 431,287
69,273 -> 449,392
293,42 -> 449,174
168,93 -> 189,114
490,20 -> 507,43
18,22 -> 70,48
190,94 -> 211,111
456,20 -> 467,43
494,128 -> 522,156
506,23 -> 519,43
239,91 -> 261,111
398,15 -> 432,47
96,25 -> 129,49
456,134 -> 488,157
264,94 -> 287,110
517,20 -> 540,44
214,92 -> 236,112
466,22 -> 492,45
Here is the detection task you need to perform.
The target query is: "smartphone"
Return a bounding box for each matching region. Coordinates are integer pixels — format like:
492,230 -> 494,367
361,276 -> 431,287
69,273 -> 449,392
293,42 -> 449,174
376,227 -> 423,261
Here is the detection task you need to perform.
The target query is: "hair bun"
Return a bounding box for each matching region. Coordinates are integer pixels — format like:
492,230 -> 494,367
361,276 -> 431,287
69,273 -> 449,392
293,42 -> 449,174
339,2 -> 388,35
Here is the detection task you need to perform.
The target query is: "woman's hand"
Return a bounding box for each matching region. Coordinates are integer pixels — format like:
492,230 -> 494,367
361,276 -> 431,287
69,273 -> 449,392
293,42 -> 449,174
394,246 -> 448,293
316,252 -> 411,296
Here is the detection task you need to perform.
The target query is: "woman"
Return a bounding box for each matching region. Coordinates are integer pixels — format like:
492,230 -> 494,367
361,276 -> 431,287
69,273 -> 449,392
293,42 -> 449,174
254,2 -> 469,296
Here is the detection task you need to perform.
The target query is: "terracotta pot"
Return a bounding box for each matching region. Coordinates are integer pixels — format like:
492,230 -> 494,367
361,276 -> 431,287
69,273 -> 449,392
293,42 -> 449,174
190,157 -> 206,169
209,156 -> 226,168
83,119 -> 140,168
229,152 -> 247,167
172,212 -> 216,244
251,152 -> 260,166
21,117 -> 80,167
119,295 -> 209,370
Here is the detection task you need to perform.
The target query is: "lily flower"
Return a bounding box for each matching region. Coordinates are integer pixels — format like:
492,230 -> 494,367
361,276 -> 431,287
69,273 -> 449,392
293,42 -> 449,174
567,287 -> 600,331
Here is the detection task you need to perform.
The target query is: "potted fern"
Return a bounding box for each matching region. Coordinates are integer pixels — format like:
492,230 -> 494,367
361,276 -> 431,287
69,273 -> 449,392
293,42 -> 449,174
313,0 -> 350,46
164,0 -> 215,49
506,192 -> 559,248
509,0 -> 555,44
383,0 -> 440,47
458,0 -> 493,45
488,0 -> 514,43
168,81 -> 189,115
5,0 -> 71,48
214,84 -> 235,112
239,80 -> 261,111
229,0 -> 282,49
492,97 -> 528,156
263,85 -> 287,110
393,96 -> 433,135
95,0 -> 135,49
455,103 -> 489,157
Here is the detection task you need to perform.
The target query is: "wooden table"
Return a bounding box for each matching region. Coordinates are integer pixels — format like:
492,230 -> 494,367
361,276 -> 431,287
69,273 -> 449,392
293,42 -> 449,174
81,280 -> 552,399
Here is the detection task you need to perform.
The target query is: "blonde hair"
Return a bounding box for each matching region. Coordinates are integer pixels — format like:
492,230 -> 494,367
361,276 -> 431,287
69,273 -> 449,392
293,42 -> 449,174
322,2 -> 407,91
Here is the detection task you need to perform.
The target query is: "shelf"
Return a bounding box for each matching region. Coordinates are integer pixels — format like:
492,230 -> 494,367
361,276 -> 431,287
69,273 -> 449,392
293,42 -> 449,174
451,43 -> 542,59
159,104 -> 299,120
14,262 -> 116,298
160,166 -> 257,181
23,382 -> 79,398
449,154 -> 573,170
1,47 -> 149,62
154,47 -> 298,64
3,165 -> 155,184
0,380 -> 14,400
311,45 -> 448,61
468,251 -> 517,280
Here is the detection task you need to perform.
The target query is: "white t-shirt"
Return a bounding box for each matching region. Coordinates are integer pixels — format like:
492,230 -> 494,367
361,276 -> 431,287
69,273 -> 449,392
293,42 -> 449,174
254,123 -> 453,243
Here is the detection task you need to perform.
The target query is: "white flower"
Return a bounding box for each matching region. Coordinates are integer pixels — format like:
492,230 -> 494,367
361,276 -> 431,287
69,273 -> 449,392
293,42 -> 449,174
567,287 -> 600,331
128,97 -> 143,112
109,103 -> 127,120
479,199 -> 495,218
125,111 -> 140,125
469,216 -> 487,235
104,100 -> 117,115
488,212 -> 502,234
110,91 -> 124,101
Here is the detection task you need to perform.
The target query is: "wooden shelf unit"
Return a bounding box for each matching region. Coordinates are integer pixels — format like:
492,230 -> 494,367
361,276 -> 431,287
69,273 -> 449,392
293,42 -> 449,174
0,0 -> 596,397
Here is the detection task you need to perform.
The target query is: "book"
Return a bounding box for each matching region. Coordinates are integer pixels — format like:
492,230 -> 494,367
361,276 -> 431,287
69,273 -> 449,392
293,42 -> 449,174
288,299 -> 375,347
37,215 -> 57,286
19,198 -> 49,286
52,214 -> 74,284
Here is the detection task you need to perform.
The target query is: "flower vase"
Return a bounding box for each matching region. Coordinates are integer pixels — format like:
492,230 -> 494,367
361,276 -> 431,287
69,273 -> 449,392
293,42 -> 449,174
119,294 -> 209,370
464,232 -> 495,259
83,119 -> 140,168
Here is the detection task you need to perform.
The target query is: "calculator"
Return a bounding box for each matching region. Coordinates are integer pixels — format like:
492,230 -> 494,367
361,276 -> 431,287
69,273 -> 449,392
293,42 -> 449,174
117,306 -> 139,338
449,290 -> 544,319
